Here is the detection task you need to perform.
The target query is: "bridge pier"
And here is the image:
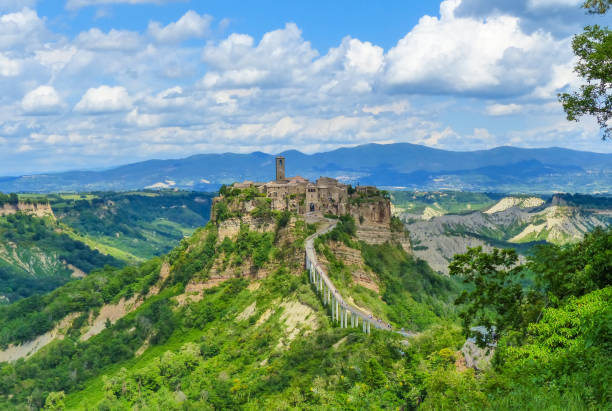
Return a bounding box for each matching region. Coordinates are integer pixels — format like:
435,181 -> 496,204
306,227 -> 390,336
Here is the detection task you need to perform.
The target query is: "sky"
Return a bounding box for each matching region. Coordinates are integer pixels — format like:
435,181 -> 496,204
1,0 -> 611,175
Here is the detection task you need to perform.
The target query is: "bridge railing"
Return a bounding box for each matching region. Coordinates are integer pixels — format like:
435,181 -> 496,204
304,221 -> 392,334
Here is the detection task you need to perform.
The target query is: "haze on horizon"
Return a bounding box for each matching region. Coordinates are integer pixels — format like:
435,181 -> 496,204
1,0 -> 611,175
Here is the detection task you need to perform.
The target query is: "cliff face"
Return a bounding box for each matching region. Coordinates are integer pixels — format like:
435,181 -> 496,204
0,202 -> 54,218
350,199 -> 391,225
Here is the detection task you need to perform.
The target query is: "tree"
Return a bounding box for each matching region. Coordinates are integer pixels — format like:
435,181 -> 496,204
558,1 -> 612,139
583,0 -> 612,14
43,391 -> 65,410
449,247 -> 542,346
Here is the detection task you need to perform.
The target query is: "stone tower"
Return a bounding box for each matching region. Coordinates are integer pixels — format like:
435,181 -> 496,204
276,156 -> 285,181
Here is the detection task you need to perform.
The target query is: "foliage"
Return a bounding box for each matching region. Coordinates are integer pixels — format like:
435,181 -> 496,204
362,242 -> 459,330
0,193 -> 18,206
488,286 -> 612,409
0,213 -> 123,302
275,210 -> 291,229
450,247 -> 542,346
450,228 -> 612,348
529,227 -> 612,303
213,201 -> 232,222
559,1 -> 612,138
559,24 -> 612,139
390,215 -> 405,233
0,196 -> 608,410
0,257 -> 161,348
53,191 -> 213,260
583,0 -> 612,14
250,198 -> 273,219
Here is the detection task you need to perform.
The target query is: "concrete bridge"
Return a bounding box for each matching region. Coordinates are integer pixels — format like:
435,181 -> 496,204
304,219 -> 393,334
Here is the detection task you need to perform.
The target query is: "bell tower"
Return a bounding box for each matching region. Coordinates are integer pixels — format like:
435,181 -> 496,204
275,156 -> 285,181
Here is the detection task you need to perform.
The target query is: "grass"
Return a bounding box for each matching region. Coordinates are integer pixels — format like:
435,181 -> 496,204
62,226 -> 144,264
391,191 -> 500,216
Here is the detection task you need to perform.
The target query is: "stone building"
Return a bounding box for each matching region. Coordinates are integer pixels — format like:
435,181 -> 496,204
230,156 -> 390,223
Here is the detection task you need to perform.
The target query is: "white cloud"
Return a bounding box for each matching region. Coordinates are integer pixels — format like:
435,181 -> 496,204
125,108 -> 161,127
344,38 -> 384,74
66,0 -> 179,10
21,85 -> 63,114
35,46 -> 77,72
148,10 -> 212,43
0,53 -> 20,76
363,101 -> 410,115
74,85 -> 132,114
76,28 -> 141,51
1,0 -> 610,175
201,23 -> 318,88
0,7 -> 46,49
486,103 -> 523,116
212,88 -> 257,104
384,0 -> 567,96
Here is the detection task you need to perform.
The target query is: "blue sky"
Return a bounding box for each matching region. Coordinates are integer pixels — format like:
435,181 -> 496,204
0,0 -> 611,175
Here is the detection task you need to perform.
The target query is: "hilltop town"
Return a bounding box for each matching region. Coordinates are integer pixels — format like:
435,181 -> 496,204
217,156 -> 392,225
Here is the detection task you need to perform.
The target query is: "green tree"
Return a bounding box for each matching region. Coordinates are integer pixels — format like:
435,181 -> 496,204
583,0 -> 612,14
365,358 -> 387,388
558,1 -> 612,138
43,391 -> 65,410
449,247 -> 542,346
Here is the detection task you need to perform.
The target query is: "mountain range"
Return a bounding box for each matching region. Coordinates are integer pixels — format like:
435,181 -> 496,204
1,143 -> 611,193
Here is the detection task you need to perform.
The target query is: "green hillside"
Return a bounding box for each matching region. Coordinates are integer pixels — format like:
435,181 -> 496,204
46,191 -> 214,262
0,191 -> 214,303
391,191 -> 502,217
0,193 -> 463,410
0,213 -> 123,302
0,191 -> 609,410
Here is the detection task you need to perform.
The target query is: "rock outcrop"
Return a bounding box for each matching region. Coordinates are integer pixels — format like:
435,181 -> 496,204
0,202 -> 54,218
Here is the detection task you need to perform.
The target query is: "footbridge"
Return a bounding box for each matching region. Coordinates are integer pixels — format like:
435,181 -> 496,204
305,219 -> 393,334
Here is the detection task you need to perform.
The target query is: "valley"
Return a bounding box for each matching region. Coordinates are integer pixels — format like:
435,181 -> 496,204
0,191 -> 214,303
0,185 -> 608,410
395,192 -> 612,273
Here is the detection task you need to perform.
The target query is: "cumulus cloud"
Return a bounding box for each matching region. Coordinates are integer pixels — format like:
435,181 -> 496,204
148,10 -> 212,43
384,0 -> 572,97
21,85 -> 63,114
1,0 -> 610,175
201,23 -> 318,88
0,7 -> 46,50
76,28 -> 141,51
74,85 -> 132,114
343,38 -> 384,74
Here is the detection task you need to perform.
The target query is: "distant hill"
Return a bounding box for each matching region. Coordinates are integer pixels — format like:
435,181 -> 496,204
401,193 -> 612,274
1,143 -> 611,193
0,191 -> 213,303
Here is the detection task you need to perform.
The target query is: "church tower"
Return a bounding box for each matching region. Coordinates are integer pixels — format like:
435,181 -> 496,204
276,156 -> 285,181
